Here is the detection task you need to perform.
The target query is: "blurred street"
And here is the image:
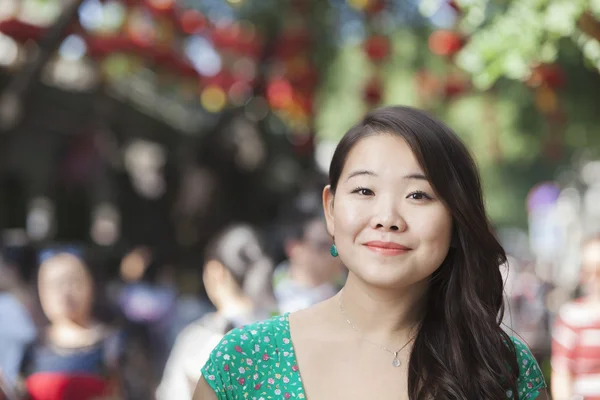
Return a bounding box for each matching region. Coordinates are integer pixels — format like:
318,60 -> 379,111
1,0 -> 600,399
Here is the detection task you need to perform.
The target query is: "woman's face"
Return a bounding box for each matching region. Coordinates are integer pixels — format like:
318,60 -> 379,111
38,254 -> 94,324
323,134 -> 453,289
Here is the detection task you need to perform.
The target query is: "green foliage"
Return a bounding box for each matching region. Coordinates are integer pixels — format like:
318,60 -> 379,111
453,0 -> 597,89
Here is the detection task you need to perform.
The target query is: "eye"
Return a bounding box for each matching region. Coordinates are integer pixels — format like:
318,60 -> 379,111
407,190 -> 432,201
351,187 -> 374,196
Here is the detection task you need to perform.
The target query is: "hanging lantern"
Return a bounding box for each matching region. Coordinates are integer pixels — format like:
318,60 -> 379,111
428,30 -> 463,57
266,78 -> 294,109
443,75 -> 468,99
180,10 -> 206,34
363,35 -> 391,62
527,63 -> 566,89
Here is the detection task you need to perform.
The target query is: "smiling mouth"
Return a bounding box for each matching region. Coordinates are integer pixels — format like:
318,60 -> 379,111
364,241 -> 412,256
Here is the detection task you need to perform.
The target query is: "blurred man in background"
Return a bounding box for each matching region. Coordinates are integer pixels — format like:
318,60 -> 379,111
157,223 -> 276,400
273,208 -> 345,314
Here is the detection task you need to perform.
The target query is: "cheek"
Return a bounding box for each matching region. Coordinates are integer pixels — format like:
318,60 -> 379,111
408,209 -> 452,246
333,199 -> 369,235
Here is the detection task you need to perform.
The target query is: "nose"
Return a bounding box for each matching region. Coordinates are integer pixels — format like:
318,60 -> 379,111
371,196 -> 406,232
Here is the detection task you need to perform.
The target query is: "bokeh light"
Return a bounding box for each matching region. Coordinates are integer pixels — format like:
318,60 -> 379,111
201,84 -> 227,112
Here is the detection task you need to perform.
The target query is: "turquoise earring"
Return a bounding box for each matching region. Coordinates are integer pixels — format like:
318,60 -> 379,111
330,244 -> 338,257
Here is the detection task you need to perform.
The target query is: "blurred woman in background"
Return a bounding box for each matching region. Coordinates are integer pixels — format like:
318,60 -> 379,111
157,223 -> 276,400
0,237 -> 37,399
19,250 -> 122,400
552,234 -> 600,400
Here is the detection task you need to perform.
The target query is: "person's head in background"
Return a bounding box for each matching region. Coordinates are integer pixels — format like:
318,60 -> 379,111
282,209 -> 345,288
202,224 -> 276,321
37,250 -> 95,327
580,234 -> 600,301
119,246 -> 153,283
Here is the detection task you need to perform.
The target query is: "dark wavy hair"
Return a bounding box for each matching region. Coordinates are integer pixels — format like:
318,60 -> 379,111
328,106 -> 518,399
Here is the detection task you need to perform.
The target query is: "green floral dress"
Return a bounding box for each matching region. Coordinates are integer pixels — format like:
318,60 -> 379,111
201,313 -> 546,399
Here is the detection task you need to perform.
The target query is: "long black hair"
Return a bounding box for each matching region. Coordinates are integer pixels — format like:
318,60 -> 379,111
328,106 -> 518,399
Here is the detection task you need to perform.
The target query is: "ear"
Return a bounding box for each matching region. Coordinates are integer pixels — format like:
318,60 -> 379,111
322,185 -> 335,238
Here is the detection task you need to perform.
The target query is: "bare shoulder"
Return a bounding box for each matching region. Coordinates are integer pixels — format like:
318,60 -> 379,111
192,376 -> 218,400
288,297 -> 340,341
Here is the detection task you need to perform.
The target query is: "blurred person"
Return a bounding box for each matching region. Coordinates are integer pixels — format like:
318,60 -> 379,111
273,209 -> 345,313
112,246 -> 177,398
156,224 -> 276,400
552,234 -> 600,400
19,250 -> 123,400
0,242 -> 37,397
510,262 -> 553,360
193,106 -> 547,399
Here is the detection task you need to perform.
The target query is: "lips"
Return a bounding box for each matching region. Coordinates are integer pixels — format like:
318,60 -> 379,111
364,241 -> 412,255
365,241 -> 411,250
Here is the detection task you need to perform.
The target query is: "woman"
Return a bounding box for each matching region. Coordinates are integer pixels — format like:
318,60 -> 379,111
552,234 -> 600,400
157,224 -> 276,400
193,106 -> 548,399
19,251 -> 122,400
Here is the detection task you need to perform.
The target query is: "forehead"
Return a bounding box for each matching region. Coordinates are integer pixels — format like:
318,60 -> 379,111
341,134 -> 422,176
39,255 -> 88,280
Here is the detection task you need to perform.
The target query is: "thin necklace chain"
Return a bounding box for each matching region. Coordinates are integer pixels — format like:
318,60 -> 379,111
337,290 -> 417,360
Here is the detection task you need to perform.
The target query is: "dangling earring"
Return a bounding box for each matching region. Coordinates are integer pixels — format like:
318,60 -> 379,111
330,244 -> 339,257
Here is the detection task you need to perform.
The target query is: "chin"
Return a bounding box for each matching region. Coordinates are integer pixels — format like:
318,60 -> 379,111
351,267 -> 417,290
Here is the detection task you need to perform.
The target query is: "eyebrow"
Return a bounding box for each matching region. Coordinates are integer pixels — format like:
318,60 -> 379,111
403,173 -> 428,181
345,170 -> 429,182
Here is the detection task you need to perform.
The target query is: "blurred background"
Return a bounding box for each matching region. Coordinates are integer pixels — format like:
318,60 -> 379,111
0,0 -> 600,399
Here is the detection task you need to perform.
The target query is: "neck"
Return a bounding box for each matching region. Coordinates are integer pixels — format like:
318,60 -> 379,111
336,273 -> 427,346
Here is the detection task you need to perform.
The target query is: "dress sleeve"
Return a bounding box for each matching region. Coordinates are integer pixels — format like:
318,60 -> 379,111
201,327 -> 253,400
512,337 -> 547,399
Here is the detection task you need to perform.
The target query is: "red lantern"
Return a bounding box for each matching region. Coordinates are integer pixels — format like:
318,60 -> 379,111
428,30 -> 463,57
267,78 -> 294,109
538,64 -> 566,89
0,19 -> 46,43
180,10 -> 206,34
527,64 -> 566,90
443,76 -> 468,99
363,35 -> 391,62
363,77 -> 383,105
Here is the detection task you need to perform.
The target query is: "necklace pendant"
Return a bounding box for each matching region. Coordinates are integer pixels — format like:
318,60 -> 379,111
392,353 -> 401,368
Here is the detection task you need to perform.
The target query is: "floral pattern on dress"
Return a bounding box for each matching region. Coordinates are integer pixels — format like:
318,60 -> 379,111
511,336 -> 547,399
202,313 -> 546,399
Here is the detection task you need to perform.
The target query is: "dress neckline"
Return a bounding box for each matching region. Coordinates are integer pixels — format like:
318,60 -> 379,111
281,312 -> 308,399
